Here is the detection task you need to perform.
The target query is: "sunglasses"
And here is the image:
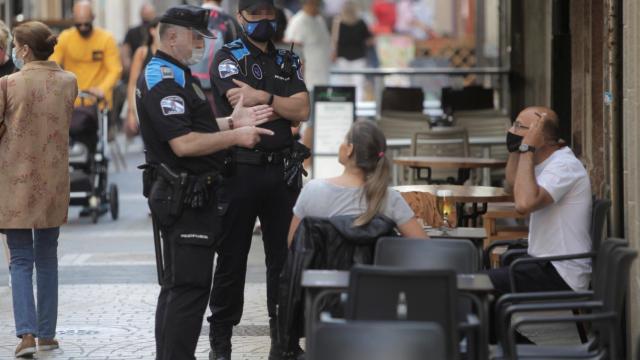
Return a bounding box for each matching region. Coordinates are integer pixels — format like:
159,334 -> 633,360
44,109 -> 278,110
75,22 -> 92,28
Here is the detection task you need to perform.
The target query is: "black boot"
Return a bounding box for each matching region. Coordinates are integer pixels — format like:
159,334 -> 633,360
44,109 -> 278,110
268,318 -> 284,360
209,325 -> 232,360
269,318 -> 305,360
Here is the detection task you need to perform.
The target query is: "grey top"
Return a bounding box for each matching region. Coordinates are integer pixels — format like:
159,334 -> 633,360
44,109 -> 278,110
293,179 -> 415,226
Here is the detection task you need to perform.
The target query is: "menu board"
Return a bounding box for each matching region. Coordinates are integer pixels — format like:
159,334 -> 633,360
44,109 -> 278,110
312,86 -> 356,178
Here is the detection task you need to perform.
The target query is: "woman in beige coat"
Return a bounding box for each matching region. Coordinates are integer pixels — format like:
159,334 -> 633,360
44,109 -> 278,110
0,21 -> 77,358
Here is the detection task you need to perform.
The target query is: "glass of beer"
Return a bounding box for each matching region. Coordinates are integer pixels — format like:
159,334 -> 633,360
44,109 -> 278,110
436,189 -> 454,234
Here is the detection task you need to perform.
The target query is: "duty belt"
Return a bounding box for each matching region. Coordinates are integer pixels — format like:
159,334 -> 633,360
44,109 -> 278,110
233,147 -> 289,166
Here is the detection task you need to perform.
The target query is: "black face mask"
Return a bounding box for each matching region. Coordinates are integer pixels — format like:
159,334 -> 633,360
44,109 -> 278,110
242,15 -> 277,43
75,23 -> 93,38
506,132 -> 524,152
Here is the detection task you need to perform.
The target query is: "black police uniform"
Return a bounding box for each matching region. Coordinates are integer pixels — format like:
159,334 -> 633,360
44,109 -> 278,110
208,35 -> 307,342
136,7 -> 224,359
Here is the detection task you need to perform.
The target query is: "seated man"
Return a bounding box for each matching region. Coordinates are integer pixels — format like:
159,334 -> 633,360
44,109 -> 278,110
488,106 -> 592,337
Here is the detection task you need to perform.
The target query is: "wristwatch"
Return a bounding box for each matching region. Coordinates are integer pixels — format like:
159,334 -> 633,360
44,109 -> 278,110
267,94 -> 274,106
518,143 -> 536,153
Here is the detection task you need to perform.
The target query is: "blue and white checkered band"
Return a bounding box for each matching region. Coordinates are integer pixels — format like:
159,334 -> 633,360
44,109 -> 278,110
252,63 -> 263,80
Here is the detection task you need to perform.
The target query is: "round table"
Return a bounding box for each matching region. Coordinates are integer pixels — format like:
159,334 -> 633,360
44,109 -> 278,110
394,184 -> 513,226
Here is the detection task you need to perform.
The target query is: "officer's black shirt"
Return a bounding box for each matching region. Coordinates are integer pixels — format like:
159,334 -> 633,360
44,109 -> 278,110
210,35 -> 307,151
136,50 -> 224,174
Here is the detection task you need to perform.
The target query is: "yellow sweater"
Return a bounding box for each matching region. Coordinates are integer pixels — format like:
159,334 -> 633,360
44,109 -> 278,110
50,27 -> 122,108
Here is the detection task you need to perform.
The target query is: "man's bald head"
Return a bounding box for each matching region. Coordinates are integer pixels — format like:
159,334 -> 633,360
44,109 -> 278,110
73,0 -> 94,24
516,106 -> 561,142
140,3 -> 157,22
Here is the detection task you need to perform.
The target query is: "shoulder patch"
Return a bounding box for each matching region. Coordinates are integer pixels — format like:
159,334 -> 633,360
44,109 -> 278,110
224,39 -> 250,62
145,57 -> 186,90
160,95 -> 185,116
218,59 -> 239,79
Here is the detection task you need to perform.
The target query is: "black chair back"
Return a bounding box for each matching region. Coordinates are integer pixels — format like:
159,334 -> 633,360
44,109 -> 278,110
381,87 -> 424,113
345,265 -> 459,358
441,85 -> 494,112
311,321 -> 447,360
596,245 -> 637,359
590,198 -> 611,252
374,237 -> 479,272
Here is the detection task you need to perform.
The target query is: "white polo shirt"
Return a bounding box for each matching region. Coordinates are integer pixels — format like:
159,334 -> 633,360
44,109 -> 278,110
528,146 -> 592,291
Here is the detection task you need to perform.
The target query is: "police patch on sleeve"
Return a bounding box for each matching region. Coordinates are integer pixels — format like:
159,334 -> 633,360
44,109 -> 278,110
160,95 -> 185,116
218,59 -> 239,79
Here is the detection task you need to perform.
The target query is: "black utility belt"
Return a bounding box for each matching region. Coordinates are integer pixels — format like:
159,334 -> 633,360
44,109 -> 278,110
233,148 -> 290,166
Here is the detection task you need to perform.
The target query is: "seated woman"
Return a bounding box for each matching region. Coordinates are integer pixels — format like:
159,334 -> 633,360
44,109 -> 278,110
288,119 -> 427,244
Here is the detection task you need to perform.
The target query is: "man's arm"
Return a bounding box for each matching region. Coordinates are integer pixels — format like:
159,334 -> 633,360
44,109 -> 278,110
96,35 -> 123,97
215,94 -> 274,130
504,152 -> 519,194
227,79 -> 310,122
513,152 -> 553,214
49,32 -> 65,65
169,126 -> 273,157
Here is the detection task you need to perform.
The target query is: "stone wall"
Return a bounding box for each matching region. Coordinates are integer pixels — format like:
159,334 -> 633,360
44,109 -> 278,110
622,0 -> 640,356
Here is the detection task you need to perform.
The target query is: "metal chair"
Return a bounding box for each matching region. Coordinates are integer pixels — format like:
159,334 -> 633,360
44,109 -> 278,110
374,237 -> 484,359
410,126 -> 471,184
345,266 -> 460,359
494,242 -> 636,359
311,320 -> 447,360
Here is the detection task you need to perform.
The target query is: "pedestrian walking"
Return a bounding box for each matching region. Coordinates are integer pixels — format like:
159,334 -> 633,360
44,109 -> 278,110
0,21 -> 78,358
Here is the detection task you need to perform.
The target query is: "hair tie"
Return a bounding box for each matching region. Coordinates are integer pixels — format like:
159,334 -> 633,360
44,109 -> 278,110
378,151 -> 385,158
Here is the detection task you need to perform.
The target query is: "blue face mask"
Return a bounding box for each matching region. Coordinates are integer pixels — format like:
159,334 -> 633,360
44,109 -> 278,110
12,47 -> 24,70
242,16 -> 277,42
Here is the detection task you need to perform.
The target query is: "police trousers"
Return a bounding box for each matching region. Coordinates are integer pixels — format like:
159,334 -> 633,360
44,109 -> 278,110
154,204 -> 219,360
209,162 -> 299,329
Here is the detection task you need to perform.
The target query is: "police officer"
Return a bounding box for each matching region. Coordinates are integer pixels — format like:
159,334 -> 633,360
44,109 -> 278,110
135,5 -> 275,360
208,0 -> 310,358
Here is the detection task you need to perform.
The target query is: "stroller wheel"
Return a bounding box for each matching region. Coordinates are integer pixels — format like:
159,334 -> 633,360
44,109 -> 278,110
109,184 -> 119,220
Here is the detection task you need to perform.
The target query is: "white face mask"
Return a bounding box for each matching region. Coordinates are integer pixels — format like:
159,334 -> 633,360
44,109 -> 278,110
185,46 -> 205,65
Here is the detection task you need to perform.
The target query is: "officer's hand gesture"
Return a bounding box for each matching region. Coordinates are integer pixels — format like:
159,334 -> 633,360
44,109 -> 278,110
233,126 -> 274,148
231,95 -> 274,128
228,79 -> 269,107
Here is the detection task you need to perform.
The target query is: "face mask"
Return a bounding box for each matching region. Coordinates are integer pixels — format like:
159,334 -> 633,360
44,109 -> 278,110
185,46 -> 205,65
12,47 -> 23,70
75,23 -> 93,38
243,17 -> 277,42
506,131 -> 524,153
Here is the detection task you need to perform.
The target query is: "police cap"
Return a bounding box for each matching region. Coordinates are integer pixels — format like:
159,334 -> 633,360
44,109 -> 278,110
160,5 -> 215,38
238,0 -> 275,12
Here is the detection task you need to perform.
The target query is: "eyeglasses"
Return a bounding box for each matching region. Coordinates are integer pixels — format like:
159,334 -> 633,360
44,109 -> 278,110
512,121 -> 530,131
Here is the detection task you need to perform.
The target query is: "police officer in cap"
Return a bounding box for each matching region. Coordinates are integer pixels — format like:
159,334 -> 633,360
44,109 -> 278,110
135,5 -> 275,360
208,0 -> 310,358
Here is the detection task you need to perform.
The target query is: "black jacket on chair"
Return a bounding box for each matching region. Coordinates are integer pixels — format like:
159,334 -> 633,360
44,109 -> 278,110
277,215 -> 397,351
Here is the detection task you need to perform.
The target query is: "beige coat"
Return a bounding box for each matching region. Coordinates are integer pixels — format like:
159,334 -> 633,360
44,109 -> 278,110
0,61 -> 78,229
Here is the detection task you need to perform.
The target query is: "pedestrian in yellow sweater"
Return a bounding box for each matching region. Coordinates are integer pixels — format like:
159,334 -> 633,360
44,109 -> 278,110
49,0 -> 122,108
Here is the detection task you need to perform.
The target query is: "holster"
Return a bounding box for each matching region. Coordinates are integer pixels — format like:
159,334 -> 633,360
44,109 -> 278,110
147,163 -> 188,227
284,142 -> 311,189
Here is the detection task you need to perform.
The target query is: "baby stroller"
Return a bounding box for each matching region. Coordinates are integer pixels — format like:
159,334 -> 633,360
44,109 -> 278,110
68,91 -> 119,223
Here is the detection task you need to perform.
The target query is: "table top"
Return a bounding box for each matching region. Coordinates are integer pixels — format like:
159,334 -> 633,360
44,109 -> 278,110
302,270 -> 493,292
426,227 -> 487,240
393,184 -> 513,203
393,156 -> 507,169
387,136 -> 505,148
